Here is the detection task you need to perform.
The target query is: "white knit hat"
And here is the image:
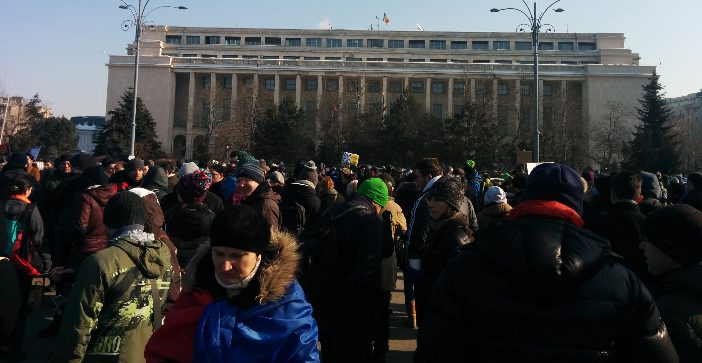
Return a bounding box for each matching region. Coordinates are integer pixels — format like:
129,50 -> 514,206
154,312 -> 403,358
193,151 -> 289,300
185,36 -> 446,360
484,186 -> 507,205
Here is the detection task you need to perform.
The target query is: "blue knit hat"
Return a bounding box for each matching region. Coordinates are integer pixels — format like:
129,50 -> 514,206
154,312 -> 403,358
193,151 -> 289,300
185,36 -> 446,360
525,163 -> 584,215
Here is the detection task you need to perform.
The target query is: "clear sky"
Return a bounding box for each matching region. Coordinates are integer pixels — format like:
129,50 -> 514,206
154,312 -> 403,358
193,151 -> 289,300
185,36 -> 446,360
1,0 -> 700,117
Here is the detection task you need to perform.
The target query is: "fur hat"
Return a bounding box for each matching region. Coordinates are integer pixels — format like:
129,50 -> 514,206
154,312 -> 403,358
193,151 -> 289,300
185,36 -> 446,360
236,161 -> 265,184
484,186 -> 507,206
645,204 -> 702,266
427,175 -> 466,211
210,205 -> 272,254
525,163 -> 584,215
357,177 -> 389,208
103,192 -> 147,229
177,170 -> 212,203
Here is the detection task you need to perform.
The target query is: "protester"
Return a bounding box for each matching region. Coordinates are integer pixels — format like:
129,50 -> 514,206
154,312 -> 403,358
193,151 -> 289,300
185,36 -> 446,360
318,175 -> 345,215
207,163 -> 227,201
681,172 -> 702,211
463,159 -> 483,208
640,171 -> 664,215
476,185 -> 512,229
145,205 -> 319,362
235,161 -> 281,230
142,165 -> 170,201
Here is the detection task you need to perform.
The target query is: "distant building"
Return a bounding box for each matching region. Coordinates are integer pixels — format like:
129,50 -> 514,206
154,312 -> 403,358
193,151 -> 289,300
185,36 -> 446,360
668,91 -> 702,171
71,116 -> 105,152
106,26 -> 655,168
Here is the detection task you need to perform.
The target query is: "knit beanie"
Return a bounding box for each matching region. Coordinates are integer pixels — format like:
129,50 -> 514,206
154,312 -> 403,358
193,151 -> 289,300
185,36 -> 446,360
236,161 -> 265,184
525,163 -> 584,215
178,162 -> 199,178
79,165 -> 109,188
210,205 -> 272,254
177,170 -> 212,203
484,186 -> 507,206
645,204 -> 702,266
126,158 -> 145,172
357,177 -> 389,208
427,176 -> 466,211
297,160 -> 319,186
103,192 -> 147,229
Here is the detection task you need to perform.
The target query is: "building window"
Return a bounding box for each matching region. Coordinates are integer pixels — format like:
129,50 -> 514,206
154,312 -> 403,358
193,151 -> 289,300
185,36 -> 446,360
409,58 -> 424,62
578,42 -> 596,51
285,79 -> 296,90
205,36 -> 220,44
224,77 -> 233,89
326,79 -> 338,91
410,81 -> 423,93
163,53 -> 178,57
388,39 -> 404,48
265,37 -> 281,45
472,41 -> 489,50
515,41 -> 532,50
202,76 -> 211,89
540,60 -> 557,64
368,81 -> 380,93
451,59 -> 469,63
369,103 -> 381,113
558,42 -> 575,51
306,38 -> 322,47
346,57 -> 362,61
245,37 -> 261,45
409,40 -> 425,48
494,60 -> 512,64
498,83 -> 509,95
325,57 -> 342,60
366,58 -> 383,62
387,58 -> 404,62
242,55 -> 258,59
166,35 -> 182,44
521,84 -> 530,96
431,82 -> 444,94
283,56 -> 300,60
429,59 -> 447,63
543,84 -> 553,96
453,82 -> 466,95
201,54 -> 217,58
430,40 -> 446,49
304,56 -> 320,60
264,79 -> 275,91
561,61 -> 577,65
306,79 -> 318,91
286,38 -> 301,46
347,39 -> 363,47
261,55 -> 278,60
432,104 -> 443,120
347,80 -> 358,92
476,85 -> 486,97
494,41 -> 510,50
367,39 -> 384,48
186,36 -> 200,44
182,54 -> 197,57
225,37 -> 240,45
327,38 -> 342,48
539,42 -> 554,50
473,60 -> 490,64
222,54 -> 238,58
451,41 -> 468,49
389,81 -> 402,93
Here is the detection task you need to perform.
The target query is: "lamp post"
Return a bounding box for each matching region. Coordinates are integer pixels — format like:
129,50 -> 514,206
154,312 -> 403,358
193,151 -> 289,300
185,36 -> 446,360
119,0 -> 186,159
491,1 -> 564,163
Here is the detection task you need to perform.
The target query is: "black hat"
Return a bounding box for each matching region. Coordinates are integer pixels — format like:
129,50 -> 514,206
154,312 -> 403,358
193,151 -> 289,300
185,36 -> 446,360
428,176 -> 466,211
7,153 -> 27,169
103,192 -> 147,229
79,165 -> 109,189
525,163 -> 584,215
210,205 -> 271,254
101,157 -> 115,168
126,158 -> 145,172
296,160 -> 319,186
511,172 -> 528,190
645,204 -> 702,266
70,153 -> 95,171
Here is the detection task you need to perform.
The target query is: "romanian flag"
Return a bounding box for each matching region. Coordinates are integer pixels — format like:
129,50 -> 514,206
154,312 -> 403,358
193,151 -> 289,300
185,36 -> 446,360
383,13 -> 390,25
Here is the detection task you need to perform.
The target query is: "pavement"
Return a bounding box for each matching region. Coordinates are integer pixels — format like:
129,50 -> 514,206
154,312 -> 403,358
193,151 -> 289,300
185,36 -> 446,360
13,273 -> 417,362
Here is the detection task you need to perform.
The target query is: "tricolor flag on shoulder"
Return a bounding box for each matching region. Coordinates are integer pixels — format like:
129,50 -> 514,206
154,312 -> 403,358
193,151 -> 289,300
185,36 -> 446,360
383,13 -> 390,25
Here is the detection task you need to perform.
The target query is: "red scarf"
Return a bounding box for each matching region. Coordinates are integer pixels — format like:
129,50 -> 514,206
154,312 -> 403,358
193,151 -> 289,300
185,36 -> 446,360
508,199 -> 584,228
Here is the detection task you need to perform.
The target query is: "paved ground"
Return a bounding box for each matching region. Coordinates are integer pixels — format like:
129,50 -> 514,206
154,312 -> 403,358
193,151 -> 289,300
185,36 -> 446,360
13,273 -> 417,362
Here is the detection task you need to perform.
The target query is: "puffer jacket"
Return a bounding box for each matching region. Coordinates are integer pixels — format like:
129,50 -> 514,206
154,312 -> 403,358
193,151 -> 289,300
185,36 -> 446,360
242,183 -> 282,230
51,228 -> 173,363
144,231 -> 319,363
142,166 -> 169,202
415,202 -> 679,363
65,184 -> 117,268
650,263 -> 702,363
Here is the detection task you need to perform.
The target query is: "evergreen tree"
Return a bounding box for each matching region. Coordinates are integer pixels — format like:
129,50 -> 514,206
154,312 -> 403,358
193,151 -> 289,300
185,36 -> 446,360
253,98 -> 315,164
94,89 -> 164,160
623,70 -> 679,174
445,101 -> 505,169
8,93 -> 46,153
380,91 -> 425,165
33,116 -> 78,159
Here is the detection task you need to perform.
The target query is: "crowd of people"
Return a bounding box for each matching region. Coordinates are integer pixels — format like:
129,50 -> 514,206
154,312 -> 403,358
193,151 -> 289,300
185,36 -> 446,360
0,149 -> 701,362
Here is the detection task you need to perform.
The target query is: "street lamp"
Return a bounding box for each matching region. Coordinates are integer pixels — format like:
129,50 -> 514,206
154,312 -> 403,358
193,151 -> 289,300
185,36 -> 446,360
491,1 -> 564,163
119,0 -> 186,159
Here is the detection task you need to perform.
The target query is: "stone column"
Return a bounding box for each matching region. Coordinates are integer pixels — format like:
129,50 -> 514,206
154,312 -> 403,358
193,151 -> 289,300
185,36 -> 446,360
470,79 -> 476,103
425,77 -> 431,113
492,78 -> 499,117
404,76 -> 410,91
382,76 -> 388,112
274,74 -> 280,105
338,75 -> 344,112
295,74 -> 302,108
515,79 -> 521,136
230,74 -> 238,123
360,76 -> 366,112
316,75 -> 323,139
185,72 -> 195,160
252,73 -> 259,102
448,78 -> 454,117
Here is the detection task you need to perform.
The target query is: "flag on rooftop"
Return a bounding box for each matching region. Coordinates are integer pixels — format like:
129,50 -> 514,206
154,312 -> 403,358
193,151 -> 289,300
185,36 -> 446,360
383,13 -> 390,25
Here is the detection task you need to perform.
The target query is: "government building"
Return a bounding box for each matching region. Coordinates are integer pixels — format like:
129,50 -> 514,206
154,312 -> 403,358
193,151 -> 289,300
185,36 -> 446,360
106,26 -> 654,167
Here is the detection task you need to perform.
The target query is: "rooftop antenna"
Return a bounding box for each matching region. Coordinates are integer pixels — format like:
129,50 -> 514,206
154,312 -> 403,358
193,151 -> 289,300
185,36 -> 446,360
416,24 -> 424,31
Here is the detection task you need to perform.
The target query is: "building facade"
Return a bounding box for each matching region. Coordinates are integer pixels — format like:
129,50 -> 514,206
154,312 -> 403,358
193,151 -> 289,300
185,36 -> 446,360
668,91 -> 702,171
106,26 -> 655,167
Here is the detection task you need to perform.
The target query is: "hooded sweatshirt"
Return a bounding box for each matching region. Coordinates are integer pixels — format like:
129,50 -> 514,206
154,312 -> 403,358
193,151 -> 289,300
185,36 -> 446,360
52,227 -> 173,363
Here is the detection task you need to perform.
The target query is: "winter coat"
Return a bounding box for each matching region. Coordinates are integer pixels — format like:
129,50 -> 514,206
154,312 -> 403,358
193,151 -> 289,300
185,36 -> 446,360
681,189 -> 702,212
0,256 -> 20,341
283,180 -> 322,227
466,171 -> 483,207
0,196 -> 44,258
407,190 -> 431,259
51,228 -> 173,363
587,201 -> 650,282
459,196 -> 480,232
144,232 -> 319,363
164,202 -> 214,269
161,190 -> 223,217
415,201 -> 679,363
318,188 -> 345,215
242,182 -> 282,230
0,168 -> 41,203
64,184 -> 117,268
650,264 -> 702,363
379,199 -> 406,291
477,202 -> 512,230
142,166 -> 169,202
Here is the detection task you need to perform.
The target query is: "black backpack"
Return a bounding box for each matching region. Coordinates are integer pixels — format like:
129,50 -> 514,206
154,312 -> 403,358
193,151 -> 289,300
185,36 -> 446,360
280,200 -> 306,236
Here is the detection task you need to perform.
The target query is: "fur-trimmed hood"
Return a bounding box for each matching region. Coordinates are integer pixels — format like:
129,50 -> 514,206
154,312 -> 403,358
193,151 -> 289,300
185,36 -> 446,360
183,229 -> 300,305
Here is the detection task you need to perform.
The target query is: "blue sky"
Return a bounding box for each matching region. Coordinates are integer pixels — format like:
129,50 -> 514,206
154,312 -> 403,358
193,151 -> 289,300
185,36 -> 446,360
1,0 -> 700,117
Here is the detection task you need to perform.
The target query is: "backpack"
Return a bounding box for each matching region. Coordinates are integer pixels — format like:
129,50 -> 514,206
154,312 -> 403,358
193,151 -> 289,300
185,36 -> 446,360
5,204 -> 43,277
280,200 -> 306,236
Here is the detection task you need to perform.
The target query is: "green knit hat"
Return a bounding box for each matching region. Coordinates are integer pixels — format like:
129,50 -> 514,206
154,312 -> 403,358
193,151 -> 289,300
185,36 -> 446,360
357,177 -> 389,208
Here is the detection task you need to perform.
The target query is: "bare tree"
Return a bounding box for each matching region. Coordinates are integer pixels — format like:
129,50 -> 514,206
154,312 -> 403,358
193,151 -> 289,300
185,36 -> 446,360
586,100 -> 630,172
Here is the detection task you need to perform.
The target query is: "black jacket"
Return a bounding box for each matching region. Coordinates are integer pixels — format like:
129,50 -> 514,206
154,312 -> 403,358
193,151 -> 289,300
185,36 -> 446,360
161,190 -> 223,217
415,216 -> 679,363
681,189 -> 702,212
282,181 -> 322,227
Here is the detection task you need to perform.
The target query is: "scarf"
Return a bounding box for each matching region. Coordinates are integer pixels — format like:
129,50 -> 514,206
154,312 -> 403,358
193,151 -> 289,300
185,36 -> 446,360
508,199 -> 584,227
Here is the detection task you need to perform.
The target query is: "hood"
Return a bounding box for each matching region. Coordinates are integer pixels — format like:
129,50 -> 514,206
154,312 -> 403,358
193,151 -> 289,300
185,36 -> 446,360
474,218 -> 610,296
251,183 -> 281,203
112,230 -> 171,279
143,166 -> 169,192
641,171 -> 662,199
86,184 -> 118,207
429,211 -> 469,233
183,230 -> 300,304
285,181 -> 318,199
481,203 -> 512,217
652,263 -> 702,301
3,198 -> 28,218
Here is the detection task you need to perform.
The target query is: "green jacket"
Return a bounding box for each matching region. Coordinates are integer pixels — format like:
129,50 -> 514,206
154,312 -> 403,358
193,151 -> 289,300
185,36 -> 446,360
52,229 -> 173,363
